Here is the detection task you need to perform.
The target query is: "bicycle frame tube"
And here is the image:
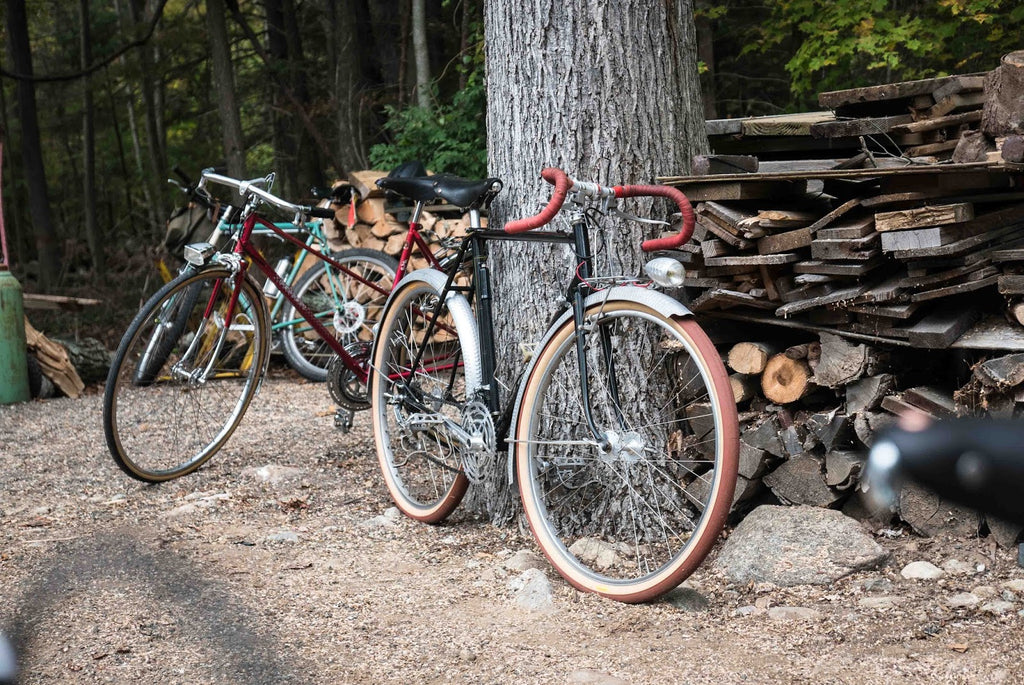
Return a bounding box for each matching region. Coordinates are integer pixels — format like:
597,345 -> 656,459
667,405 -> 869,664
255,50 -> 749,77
234,214 -> 370,382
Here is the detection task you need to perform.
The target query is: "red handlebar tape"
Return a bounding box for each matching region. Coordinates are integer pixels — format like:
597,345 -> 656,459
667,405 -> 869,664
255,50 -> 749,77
504,167 -> 695,252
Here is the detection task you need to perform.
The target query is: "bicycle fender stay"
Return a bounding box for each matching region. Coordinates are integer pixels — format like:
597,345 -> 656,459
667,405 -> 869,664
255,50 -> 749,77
505,287 -> 693,485
372,268 -> 484,398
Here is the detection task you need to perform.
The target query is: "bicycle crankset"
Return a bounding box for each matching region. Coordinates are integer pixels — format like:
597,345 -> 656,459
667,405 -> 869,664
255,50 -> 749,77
327,341 -> 373,411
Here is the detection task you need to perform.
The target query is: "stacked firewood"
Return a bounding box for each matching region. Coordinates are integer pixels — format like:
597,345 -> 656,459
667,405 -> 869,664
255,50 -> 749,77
325,170 -> 474,268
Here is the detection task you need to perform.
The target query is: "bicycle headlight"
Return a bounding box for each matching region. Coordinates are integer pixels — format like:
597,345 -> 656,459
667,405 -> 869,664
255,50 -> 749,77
643,257 -> 685,287
183,242 -> 216,266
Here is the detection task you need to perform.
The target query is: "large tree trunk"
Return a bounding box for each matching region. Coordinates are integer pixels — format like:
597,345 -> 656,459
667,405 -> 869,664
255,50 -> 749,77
411,0 -> 430,108
80,0 -> 103,280
207,0 -> 247,178
128,0 -> 168,231
478,0 -> 709,522
326,0 -> 372,172
6,0 -> 61,290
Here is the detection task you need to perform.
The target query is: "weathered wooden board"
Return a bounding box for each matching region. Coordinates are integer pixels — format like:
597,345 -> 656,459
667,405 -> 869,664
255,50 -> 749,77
691,155 -> 759,175
902,386 -> 957,417
846,301 -> 923,319
809,114 -> 915,139
691,288 -> 777,312
889,222 -> 1024,259
811,233 -> 880,260
889,109 -> 983,134
697,217 -> 754,248
874,202 -> 974,232
775,284 -> 870,317
793,258 -> 885,276
906,305 -> 981,348
998,274 -> 1024,294
698,201 -> 756,230
704,253 -> 801,267
682,181 -> 808,202
816,215 -> 875,239
757,227 -> 812,255
818,74 -> 986,110
909,273 -> 999,302
879,222 -> 987,252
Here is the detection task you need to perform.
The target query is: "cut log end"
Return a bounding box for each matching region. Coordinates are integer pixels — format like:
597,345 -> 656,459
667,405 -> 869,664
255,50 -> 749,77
727,341 -> 778,375
761,353 -> 813,404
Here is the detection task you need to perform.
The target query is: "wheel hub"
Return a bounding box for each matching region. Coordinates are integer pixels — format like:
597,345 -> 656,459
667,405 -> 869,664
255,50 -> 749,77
333,301 -> 366,335
601,430 -> 645,465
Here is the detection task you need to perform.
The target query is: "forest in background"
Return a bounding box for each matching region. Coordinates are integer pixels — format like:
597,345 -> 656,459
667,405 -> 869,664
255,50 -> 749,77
0,0 -> 1021,305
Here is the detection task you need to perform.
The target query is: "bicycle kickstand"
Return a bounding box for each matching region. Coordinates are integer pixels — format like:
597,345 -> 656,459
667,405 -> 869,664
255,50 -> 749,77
334,407 -> 355,433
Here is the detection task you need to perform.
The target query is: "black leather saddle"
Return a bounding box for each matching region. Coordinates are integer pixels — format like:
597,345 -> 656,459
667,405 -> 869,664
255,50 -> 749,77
376,174 -> 503,210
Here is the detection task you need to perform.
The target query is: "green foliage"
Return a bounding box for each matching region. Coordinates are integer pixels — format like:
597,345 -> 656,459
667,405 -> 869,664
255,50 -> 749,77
369,18 -> 487,179
750,0 -> 1023,99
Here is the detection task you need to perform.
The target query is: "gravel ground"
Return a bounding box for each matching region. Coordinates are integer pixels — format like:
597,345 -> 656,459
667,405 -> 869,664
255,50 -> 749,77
2,369 -> 1024,684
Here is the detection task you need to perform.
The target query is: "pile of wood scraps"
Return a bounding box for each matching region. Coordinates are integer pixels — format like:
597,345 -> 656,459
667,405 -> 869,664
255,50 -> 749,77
660,56 -> 1024,351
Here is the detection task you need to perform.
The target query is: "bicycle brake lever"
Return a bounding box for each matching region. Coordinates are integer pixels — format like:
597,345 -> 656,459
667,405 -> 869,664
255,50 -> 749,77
610,208 -> 669,227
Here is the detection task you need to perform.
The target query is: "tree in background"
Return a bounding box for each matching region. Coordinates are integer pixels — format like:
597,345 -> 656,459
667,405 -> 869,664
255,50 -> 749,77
475,0 -> 709,521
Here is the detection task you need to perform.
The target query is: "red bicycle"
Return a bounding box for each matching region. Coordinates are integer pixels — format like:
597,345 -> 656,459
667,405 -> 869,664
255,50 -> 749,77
102,168 -> 476,482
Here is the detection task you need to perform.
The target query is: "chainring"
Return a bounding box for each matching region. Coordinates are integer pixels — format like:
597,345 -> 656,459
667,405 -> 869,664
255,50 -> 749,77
327,341 -> 373,411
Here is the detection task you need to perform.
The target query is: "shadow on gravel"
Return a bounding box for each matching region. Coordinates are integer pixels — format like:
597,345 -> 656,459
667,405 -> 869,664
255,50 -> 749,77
2,529 -> 307,683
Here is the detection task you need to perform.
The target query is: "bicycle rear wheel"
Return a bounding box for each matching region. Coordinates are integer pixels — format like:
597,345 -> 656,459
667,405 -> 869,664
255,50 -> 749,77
513,301 -> 738,602
279,249 -> 397,381
370,277 -> 471,522
103,266 -> 270,482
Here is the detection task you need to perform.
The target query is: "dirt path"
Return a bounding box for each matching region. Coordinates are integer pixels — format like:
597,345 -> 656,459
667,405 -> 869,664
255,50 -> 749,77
2,373 -> 1023,684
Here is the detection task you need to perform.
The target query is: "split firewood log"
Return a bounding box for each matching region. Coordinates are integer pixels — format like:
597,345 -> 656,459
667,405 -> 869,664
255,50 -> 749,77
726,342 -> 779,374
761,353 -> 813,404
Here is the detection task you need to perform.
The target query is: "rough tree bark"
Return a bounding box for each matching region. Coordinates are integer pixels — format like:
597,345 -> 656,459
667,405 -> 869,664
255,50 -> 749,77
411,0 -> 431,108
80,0 -> 103,280
6,0 -> 61,290
207,0 -> 247,178
477,0 -> 709,522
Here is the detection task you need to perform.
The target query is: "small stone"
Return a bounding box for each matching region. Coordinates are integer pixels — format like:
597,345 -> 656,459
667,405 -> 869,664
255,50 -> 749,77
1001,590 -> 1017,603
267,530 -> 299,543
981,600 -> 1015,615
1002,579 -> 1024,593
900,561 -> 944,580
242,465 -> 306,484
940,559 -> 975,575
662,586 -> 709,612
504,550 -> 547,573
945,593 -> 981,609
458,648 -> 476,663
568,538 -> 620,570
860,577 -> 893,593
162,503 -> 200,518
971,585 -> 998,599
383,507 -> 403,523
858,596 -> 902,610
734,605 -> 757,617
767,606 -> 821,621
509,568 -> 553,611
360,513 -> 398,530
567,670 -> 630,685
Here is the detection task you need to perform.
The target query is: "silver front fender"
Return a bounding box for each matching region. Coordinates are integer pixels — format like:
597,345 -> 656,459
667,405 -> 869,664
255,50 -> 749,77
371,269 -> 483,398
505,287 -> 693,485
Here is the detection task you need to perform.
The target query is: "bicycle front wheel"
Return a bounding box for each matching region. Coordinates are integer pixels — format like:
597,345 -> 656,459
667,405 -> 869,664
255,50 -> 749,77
513,301 -> 738,602
279,249 -> 397,381
103,266 -> 271,482
370,277 -> 471,522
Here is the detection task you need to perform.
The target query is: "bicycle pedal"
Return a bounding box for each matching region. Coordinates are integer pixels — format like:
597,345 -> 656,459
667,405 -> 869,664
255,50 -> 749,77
334,408 -> 354,433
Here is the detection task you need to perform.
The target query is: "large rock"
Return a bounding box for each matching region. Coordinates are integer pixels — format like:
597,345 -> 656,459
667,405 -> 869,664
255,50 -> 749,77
714,505 -> 888,586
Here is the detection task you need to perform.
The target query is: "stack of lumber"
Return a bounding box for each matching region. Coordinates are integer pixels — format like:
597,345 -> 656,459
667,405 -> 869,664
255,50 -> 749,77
326,169 -> 475,268
661,57 -> 1024,351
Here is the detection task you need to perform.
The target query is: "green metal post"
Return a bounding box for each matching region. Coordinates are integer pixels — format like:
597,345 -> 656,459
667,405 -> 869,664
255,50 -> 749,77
0,266 -> 30,403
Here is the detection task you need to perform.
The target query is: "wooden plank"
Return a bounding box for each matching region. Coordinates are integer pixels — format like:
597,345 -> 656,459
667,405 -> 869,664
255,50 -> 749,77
682,180 -> 808,202
697,217 -> 754,248
931,74 -> 985,101
809,114 -> 915,139
909,273 -> 999,302
874,202 -> 974,232
925,90 -> 986,119
898,261 -> 992,289
757,227 -> 812,255
775,284 -> 870,317
810,233 -> 880,260
816,215 -> 875,239
998,274 -> 1024,295
690,288 -> 777,312
658,161 -> 1012,187
890,109 -> 983,134
818,74 -> 986,110
700,238 -> 731,259
752,208 -> 820,229
806,199 -> 862,234
739,111 -> 835,137
691,155 -> 758,175
879,222 -> 987,252
906,305 -> 981,348
889,223 -> 1024,260
901,386 -> 957,417
903,139 -> 960,157
952,315 -> 1024,351
698,202 -> 756,231
793,258 -> 885,276
22,293 -> 102,311
704,253 -> 800,267
846,301 -> 923,320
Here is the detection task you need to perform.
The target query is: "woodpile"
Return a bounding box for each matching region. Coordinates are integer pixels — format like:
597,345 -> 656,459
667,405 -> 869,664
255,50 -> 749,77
658,55 -> 1024,352
326,169 -> 476,268
658,54 -> 1024,541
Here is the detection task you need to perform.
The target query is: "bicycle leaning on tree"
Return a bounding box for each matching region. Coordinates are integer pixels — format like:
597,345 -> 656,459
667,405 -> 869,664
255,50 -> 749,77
102,169 -> 398,482
369,167 -> 740,603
